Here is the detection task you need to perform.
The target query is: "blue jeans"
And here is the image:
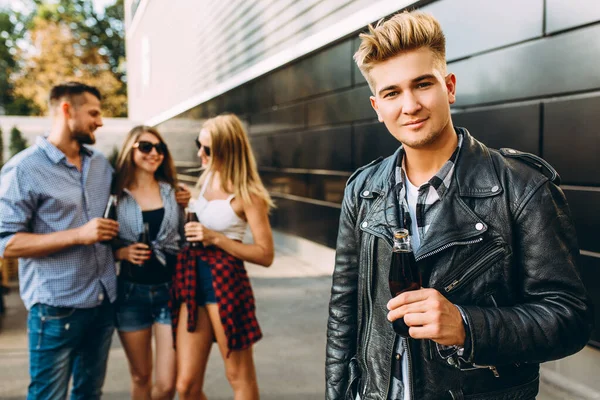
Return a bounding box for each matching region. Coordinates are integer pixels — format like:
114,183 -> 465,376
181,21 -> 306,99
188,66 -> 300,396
27,300 -> 115,400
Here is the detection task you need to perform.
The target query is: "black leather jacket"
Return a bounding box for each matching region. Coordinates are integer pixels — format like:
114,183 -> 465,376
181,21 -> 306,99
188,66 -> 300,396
326,130 -> 593,400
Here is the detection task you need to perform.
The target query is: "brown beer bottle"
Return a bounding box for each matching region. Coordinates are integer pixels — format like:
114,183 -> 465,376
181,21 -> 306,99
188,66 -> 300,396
185,208 -> 201,248
389,229 -> 421,336
103,195 -> 118,220
138,222 -> 152,266
101,195 -> 118,244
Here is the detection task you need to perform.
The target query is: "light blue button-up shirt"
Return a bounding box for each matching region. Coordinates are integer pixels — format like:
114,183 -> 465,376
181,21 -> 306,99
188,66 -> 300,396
117,181 -> 183,265
0,136 -> 117,310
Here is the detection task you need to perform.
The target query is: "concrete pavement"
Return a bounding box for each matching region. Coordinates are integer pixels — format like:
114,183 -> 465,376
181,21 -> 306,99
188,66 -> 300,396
0,238 -> 332,400
0,234 -> 575,399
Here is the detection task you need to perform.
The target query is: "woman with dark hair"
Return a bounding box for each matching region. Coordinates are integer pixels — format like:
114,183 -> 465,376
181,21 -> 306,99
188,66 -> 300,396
172,114 -> 274,400
113,125 -> 190,400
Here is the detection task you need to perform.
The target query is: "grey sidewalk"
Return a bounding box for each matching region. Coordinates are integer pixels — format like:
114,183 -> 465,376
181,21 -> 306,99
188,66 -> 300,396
0,241 -> 332,399
0,236 -> 578,399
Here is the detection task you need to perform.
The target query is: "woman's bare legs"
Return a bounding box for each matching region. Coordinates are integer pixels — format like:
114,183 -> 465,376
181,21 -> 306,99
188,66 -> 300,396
119,328 -> 153,399
152,323 -> 177,399
175,304 -> 214,400
206,304 -> 260,400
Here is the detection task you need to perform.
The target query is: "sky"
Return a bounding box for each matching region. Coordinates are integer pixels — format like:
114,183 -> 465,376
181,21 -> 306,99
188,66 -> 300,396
0,0 -> 116,15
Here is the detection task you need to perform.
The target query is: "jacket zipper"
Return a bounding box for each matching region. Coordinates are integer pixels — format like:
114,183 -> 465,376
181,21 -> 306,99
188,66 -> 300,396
361,235 -> 374,397
443,245 -> 506,293
415,237 -> 483,262
375,236 -> 484,397
414,236 -> 504,379
439,239 -> 503,291
433,240 -> 504,379
472,363 -> 500,377
362,231 -> 487,396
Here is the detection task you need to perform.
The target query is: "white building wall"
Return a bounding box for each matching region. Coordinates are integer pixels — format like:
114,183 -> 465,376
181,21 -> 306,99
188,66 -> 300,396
125,0 -> 418,123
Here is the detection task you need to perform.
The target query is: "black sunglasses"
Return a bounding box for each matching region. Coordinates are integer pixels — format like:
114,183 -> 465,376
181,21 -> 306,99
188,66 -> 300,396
134,141 -> 167,155
195,138 -> 211,156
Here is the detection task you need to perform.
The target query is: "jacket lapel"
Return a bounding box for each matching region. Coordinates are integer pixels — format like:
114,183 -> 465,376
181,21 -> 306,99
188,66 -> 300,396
414,187 -> 488,259
455,129 -> 503,198
359,129 -> 504,260
359,149 -> 402,246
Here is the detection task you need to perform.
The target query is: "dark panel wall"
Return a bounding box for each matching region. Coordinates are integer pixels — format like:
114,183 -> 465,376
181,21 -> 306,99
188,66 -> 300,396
579,254 -> 600,348
451,24 -> 600,107
271,40 -> 353,105
544,95 -> 600,186
157,0 -> 600,344
452,104 -> 541,155
564,189 -> 600,254
424,0 -> 543,61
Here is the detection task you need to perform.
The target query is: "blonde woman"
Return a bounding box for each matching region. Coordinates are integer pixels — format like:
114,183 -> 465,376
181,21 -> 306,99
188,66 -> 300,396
113,126 -> 190,400
171,114 -> 274,400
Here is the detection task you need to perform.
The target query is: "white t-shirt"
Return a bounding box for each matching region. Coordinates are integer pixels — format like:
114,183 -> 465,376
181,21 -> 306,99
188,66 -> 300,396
404,175 -> 421,252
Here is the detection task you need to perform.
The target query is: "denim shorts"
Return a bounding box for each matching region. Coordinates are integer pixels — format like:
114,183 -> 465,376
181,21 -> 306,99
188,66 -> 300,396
115,280 -> 171,332
197,259 -> 217,306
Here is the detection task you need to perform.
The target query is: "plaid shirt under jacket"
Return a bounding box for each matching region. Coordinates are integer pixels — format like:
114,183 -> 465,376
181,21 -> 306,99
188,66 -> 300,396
388,129 -> 464,400
169,245 -> 262,356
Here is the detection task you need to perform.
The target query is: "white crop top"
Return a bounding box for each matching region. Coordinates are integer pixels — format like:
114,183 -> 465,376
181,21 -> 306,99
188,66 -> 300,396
193,173 -> 248,241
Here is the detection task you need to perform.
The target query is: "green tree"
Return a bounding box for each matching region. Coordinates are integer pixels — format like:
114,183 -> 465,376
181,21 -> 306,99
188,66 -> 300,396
5,0 -> 126,116
0,126 -> 4,166
0,9 -> 40,115
9,126 -> 28,157
0,11 -> 17,113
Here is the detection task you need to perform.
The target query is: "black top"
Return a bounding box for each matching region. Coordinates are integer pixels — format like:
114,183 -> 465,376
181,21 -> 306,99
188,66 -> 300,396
119,208 -> 176,285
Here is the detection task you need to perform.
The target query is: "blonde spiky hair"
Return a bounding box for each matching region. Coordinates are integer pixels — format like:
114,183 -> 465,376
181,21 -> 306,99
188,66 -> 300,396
354,10 -> 447,92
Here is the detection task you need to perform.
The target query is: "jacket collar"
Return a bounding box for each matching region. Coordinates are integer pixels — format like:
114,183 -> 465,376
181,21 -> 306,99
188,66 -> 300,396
360,128 -> 502,256
454,128 -> 502,197
362,128 -> 502,199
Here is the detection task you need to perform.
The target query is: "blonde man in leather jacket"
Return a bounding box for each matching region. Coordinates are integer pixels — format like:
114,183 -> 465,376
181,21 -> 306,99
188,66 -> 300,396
325,10 -> 593,400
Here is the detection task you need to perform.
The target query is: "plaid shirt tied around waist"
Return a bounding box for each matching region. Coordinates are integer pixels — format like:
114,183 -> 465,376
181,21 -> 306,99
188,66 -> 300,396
169,245 -> 262,356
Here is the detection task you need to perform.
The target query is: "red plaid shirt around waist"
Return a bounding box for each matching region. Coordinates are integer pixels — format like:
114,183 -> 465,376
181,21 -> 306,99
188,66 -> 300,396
169,245 -> 262,356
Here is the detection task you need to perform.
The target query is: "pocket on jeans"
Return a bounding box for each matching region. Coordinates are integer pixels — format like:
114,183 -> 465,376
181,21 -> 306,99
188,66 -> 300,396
31,304 -> 77,346
39,304 -> 76,320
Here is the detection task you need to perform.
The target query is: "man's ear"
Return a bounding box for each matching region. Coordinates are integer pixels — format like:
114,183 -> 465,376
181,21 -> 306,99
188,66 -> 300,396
445,73 -> 457,105
61,101 -> 72,118
370,96 -> 383,122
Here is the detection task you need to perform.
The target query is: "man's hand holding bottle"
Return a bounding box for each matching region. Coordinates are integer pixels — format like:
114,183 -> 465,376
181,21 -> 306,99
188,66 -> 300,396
76,218 -> 120,245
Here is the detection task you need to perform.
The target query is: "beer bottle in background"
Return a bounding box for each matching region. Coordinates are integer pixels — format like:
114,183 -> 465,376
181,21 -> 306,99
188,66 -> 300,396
389,229 -> 421,336
103,195 -> 118,220
101,194 -> 118,244
185,207 -> 200,248
138,222 -> 152,266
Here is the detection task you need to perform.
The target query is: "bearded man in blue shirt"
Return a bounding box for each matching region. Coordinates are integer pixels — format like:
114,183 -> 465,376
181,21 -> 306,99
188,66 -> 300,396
0,82 -> 120,400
